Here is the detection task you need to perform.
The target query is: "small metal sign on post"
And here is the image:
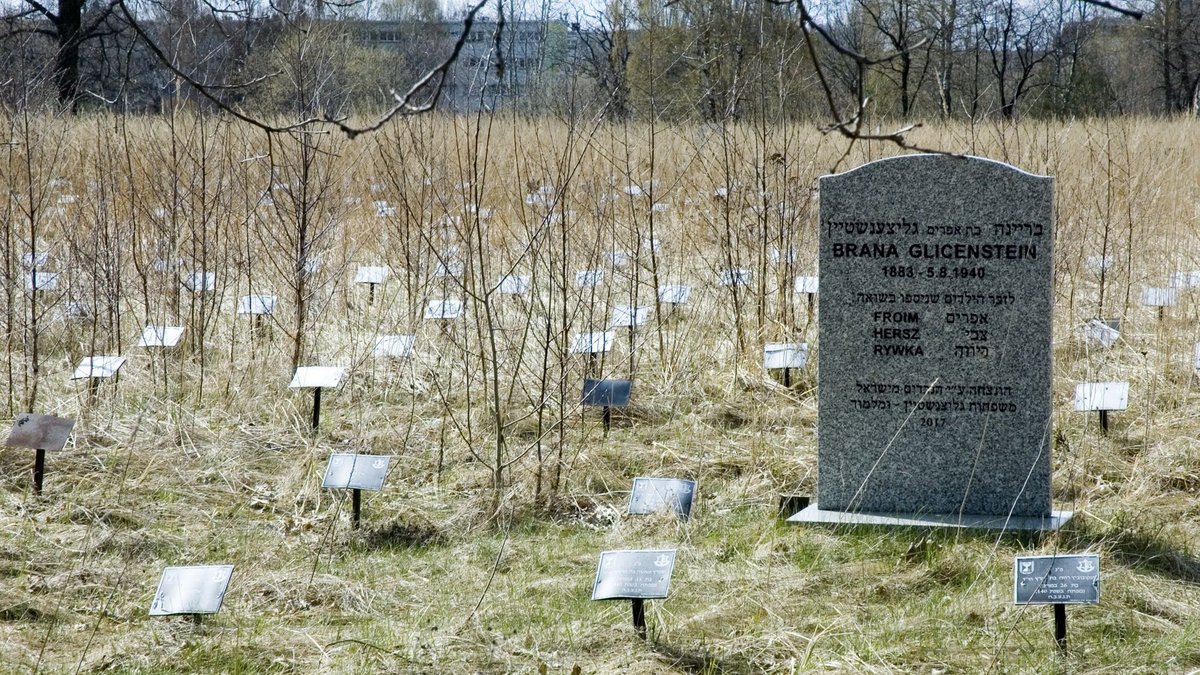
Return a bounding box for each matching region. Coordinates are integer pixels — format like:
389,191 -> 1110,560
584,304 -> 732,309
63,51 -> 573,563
581,378 -> 631,433
628,478 -> 696,520
373,335 -> 416,359
138,325 -> 185,348
1074,382 -> 1129,434
150,564 -> 235,623
1014,553 -> 1100,651
571,331 -> 614,378
354,265 -> 389,305
591,549 -> 676,640
1140,287 -> 1177,321
289,366 -> 346,431
794,275 -> 819,311
238,294 -> 276,334
1080,319 -> 1119,350
72,355 -> 127,397
763,342 -> 809,388
5,413 -> 75,495
322,453 -> 391,528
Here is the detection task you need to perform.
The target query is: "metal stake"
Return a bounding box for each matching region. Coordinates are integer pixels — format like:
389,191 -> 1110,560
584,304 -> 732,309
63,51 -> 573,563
33,448 -> 46,495
1099,409 -> 1109,434
311,388 -> 322,431
1053,603 -> 1067,651
352,488 -> 362,528
631,598 -> 646,639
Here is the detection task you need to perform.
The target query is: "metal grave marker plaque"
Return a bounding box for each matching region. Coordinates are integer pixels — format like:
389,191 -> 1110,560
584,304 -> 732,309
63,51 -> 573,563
1073,382 -> 1128,411
138,326 -> 185,348
629,478 -> 696,519
576,270 -> 604,288
289,366 -> 345,389
812,155 -> 1057,520
238,295 -> 276,315
582,379 -> 632,408
26,271 -> 59,292
1141,287 -> 1177,307
794,276 -> 820,295
718,268 -> 750,287
374,335 -> 416,358
571,332 -> 614,354
149,564 -> 234,616
72,356 -> 127,380
1014,554 -> 1100,605
591,549 -> 676,600
6,413 -> 75,450
354,266 -> 389,284
1169,271 -> 1200,288
322,453 -> 391,491
183,272 -> 216,292
1080,319 -> 1119,349
1085,255 -> 1113,271
763,343 -> 809,370
424,299 -> 463,320
611,305 -> 651,328
497,275 -> 531,295
658,285 -> 691,305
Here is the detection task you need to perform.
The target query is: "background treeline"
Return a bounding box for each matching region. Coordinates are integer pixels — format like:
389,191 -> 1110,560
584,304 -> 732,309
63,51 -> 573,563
0,0 -> 1196,121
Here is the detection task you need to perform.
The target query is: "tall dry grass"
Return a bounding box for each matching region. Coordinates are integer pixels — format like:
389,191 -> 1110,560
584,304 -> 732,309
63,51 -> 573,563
0,112 -> 1199,672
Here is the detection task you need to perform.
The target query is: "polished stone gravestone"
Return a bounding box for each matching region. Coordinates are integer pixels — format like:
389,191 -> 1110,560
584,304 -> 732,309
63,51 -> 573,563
576,270 -> 604,288
497,275 -> 531,295
72,355 -> 127,381
149,564 -> 234,617
1074,381 -> 1128,433
1080,319 -> 1119,349
718,268 -> 750,287
794,154 -> 1067,530
658,285 -> 691,306
610,305 -> 651,329
591,549 -> 676,639
138,325 -> 185,348
6,413 -> 75,494
629,477 -> 696,520
1014,553 -> 1100,650
322,453 -> 390,527
582,378 -> 631,431
26,271 -> 59,292
374,335 -> 416,358
290,366 -> 346,430
424,299 -> 463,320
183,272 -> 216,292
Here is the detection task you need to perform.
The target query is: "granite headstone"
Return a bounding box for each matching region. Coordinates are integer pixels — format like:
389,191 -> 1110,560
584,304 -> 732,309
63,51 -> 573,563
808,154 -> 1060,523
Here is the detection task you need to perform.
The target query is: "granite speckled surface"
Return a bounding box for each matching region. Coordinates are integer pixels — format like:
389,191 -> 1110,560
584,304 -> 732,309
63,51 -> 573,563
817,154 -> 1053,518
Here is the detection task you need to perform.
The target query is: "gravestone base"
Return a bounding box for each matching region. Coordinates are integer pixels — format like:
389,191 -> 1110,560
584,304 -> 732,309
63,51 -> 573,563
787,503 -> 1073,532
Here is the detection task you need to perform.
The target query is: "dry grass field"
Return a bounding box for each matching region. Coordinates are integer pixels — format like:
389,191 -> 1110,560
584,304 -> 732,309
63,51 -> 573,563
2,112 -> 1200,673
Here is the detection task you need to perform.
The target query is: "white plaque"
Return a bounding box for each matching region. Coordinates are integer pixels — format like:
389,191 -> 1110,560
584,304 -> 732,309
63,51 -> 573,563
183,272 -> 216,292
354,266 -> 389,284
610,305 -> 651,328
1085,255 -> 1113,271
794,276 -> 819,295
576,270 -> 603,288
138,326 -> 185,348
26,271 -> 59,291
763,342 -> 808,369
72,356 -> 127,380
608,251 -> 630,269
374,335 -> 416,358
719,268 -> 750,287
289,366 -> 346,389
424,299 -> 463,320
238,295 -> 276,315
1073,382 -> 1129,412
1141,287 -> 1177,307
22,251 -> 49,268
1169,271 -> 1200,288
497,275 -> 531,295
435,261 -> 464,278
571,331 -> 614,354
322,453 -> 390,490
658,285 -> 691,305
1080,320 -> 1119,349
149,565 -> 234,616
